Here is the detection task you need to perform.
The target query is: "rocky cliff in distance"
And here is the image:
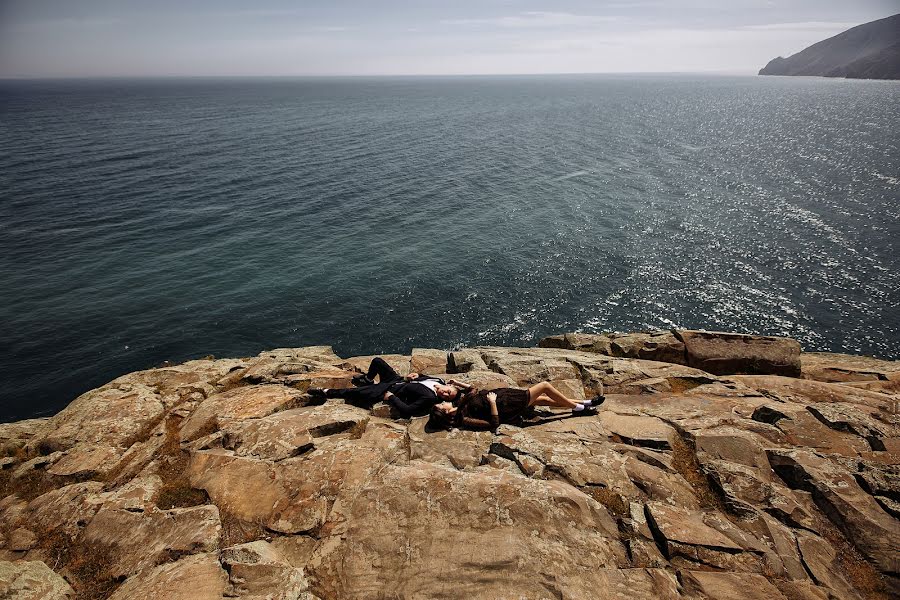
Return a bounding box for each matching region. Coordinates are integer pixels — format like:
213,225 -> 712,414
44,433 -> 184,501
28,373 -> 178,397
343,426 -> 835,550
1,330 -> 898,599
759,13 -> 900,80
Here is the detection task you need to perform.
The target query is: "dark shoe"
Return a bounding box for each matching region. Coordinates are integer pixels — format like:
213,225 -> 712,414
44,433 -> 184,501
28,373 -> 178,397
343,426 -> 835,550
575,407 -> 599,417
352,374 -> 374,387
588,395 -> 606,407
307,388 -> 327,398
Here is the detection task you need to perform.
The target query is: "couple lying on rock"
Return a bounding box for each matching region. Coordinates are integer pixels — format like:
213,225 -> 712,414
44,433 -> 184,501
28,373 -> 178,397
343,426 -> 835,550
309,357 -> 604,431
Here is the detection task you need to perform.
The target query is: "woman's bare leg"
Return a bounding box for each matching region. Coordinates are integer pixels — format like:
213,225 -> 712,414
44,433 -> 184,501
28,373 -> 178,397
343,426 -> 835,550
526,382 -> 579,409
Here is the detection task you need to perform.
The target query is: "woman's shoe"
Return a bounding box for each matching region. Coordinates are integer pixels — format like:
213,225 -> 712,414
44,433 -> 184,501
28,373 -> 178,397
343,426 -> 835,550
588,395 -> 606,406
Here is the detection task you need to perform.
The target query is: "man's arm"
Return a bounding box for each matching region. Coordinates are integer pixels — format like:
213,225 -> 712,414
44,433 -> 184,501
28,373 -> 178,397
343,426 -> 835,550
447,379 -> 474,392
385,388 -> 432,418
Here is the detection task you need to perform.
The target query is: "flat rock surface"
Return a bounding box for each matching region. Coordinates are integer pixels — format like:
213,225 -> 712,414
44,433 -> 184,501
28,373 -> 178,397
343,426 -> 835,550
0,337 -> 897,599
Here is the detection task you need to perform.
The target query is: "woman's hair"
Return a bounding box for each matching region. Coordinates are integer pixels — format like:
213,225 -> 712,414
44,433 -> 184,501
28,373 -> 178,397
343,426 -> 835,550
425,389 -> 474,432
426,405 -> 454,432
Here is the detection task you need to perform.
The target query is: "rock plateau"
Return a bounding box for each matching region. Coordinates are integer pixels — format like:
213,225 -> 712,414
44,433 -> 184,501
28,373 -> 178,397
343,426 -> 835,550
1,330 -> 898,599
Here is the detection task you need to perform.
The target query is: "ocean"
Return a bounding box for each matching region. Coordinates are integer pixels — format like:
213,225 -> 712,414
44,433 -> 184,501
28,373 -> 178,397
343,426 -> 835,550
1,74 -> 898,422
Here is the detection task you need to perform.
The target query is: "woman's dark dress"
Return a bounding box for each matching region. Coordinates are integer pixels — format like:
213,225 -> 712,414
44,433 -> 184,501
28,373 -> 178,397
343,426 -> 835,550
456,388 -> 530,430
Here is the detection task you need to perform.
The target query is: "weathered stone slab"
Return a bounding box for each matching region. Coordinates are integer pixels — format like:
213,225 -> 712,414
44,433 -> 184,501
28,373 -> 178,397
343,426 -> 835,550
82,505 -> 221,577
795,531 -> 865,600
307,462 -> 626,599
189,422 -> 407,534
180,385 -> 304,441
768,449 -> 900,575
806,402 -> 887,449
222,403 -> 370,461
801,351 -> 900,384
680,570 -> 788,600
101,474 -> 162,512
27,481 -> 105,536
256,346 -> 343,365
46,443 -> 122,478
108,553 -> 227,600
599,413 -> 675,450
573,568 -> 681,600
220,541 -> 310,600
407,417 -> 494,470
442,369 -> 518,391
644,502 -> 743,551
241,347 -> 346,386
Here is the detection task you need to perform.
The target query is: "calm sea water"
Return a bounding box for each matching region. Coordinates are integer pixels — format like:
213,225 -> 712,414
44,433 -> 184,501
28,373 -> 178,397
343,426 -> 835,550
1,75 -> 898,422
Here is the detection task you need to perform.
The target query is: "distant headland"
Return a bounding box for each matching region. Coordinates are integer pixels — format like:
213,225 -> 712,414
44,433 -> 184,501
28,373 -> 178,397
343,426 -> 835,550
759,13 -> 900,80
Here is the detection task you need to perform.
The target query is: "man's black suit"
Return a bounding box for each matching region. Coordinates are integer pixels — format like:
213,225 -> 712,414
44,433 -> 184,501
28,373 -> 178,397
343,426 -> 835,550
326,357 -> 445,418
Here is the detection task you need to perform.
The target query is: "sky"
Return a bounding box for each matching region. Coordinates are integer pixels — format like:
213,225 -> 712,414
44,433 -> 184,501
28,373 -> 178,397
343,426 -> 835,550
0,0 -> 897,77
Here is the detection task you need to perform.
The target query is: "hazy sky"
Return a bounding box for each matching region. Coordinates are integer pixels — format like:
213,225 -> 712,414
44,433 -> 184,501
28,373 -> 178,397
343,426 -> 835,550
1,0 -> 897,77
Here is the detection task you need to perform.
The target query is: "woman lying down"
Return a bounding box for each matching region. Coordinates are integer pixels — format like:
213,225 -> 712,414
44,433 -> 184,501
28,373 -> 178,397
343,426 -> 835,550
428,380 -> 605,431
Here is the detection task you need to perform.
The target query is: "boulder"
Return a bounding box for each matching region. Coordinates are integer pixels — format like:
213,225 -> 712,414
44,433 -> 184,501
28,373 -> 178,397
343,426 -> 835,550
540,331 -> 688,365
447,349 -> 488,373
409,348 -> 448,374
37,384 -> 165,452
0,418 -> 49,456
0,560 -> 73,599
675,330 -> 801,376
8,529 -> 36,552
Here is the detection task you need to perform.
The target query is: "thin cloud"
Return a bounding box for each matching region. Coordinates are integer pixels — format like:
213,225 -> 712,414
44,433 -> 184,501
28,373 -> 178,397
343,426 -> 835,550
11,17 -> 123,32
741,21 -> 859,31
220,9 -> 306,18
442,11 -> 622,29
